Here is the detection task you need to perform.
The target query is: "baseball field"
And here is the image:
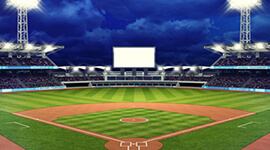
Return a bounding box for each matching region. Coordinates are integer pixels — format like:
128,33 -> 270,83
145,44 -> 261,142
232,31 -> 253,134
0,87 -> 269,150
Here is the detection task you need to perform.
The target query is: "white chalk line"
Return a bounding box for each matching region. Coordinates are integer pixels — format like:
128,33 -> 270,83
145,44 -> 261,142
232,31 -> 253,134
238,122 -> 261,128
255,108 -> 270,113
0,109 -> 13,113
13,113 -> 123,143
6,122 -> 30,128
145,112 -> 255,142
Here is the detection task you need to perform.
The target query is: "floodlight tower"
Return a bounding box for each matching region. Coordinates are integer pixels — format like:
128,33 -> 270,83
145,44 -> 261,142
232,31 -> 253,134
228,0 -> 261,44
6,0 -> 40,44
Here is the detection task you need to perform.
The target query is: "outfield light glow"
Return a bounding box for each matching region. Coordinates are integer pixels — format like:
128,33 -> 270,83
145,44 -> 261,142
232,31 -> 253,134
233,44 -> 242,50
228,0 -> 261,9
25,44 -> 34,50
255,43 -> 265,49
3,43 -> 12,49
7,0 -> 40,9
213,45 -> 224,52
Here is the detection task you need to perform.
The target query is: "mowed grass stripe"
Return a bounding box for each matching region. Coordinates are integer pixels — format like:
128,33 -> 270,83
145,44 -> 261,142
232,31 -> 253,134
175,89 -> 194,96
148,88 -> 167,100
205,93 -> 269,110
81,88 -> 105,97
90,88 -> 111,99
157,88 -> 176,98
40,90 -> 113,103
0,94 -> 58,109
134,88 -> 147,102
122,88 -> 134,102
111,88 -> 126,101
102,88 -> 119,99
193,92 -> 261,107
142,88 -> 156,100
0,97 -> 35,111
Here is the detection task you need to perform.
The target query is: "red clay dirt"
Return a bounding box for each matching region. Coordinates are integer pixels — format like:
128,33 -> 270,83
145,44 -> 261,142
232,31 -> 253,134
13,103 -> 255,150
120,117 -> 149,123
0,135 -> 24,150
242,133 -> 270,150
14,103 -> 253,122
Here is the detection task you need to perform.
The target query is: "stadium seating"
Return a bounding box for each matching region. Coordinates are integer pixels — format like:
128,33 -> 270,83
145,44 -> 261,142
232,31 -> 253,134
0,57 -> 17,66
16,58 -> 55,66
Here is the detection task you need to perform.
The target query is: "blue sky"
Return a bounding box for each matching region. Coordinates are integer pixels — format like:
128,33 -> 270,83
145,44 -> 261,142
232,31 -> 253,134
0,0 -> 270,66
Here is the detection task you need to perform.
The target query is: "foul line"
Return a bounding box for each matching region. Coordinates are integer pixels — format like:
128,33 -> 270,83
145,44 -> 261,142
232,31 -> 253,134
145,112 -> 255,142
13,113 -> 123,143
7,122 -> 30,128
0,109 -> 13,113
255,108 -> 270,113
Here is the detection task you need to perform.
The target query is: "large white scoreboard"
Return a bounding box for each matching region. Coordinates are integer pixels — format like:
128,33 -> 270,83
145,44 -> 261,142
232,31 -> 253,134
113,47 -> 155,68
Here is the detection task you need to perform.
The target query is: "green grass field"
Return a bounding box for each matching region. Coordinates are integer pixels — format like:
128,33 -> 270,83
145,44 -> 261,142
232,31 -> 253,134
55,108 -> 213,138
0,87 -> 270,150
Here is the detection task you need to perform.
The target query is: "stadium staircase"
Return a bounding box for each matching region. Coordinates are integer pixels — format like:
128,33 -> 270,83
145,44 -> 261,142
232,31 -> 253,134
242,78 -> 253,88
211,56 -> 223,66
247,58 -> 256,65
12,58 -> 21,66
15,78 -> 26,88
205,76 -> 217,86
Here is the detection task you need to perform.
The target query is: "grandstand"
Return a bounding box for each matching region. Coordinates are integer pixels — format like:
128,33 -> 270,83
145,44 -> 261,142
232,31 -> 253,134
1,43 -> 270,92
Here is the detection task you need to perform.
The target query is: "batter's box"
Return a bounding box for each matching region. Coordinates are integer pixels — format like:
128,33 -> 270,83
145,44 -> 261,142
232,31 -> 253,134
120,141 -> 132,147
136,141 -> 148,147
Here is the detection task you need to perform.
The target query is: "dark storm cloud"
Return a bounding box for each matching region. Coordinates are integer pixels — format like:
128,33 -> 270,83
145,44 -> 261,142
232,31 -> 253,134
1,0 -> 270,66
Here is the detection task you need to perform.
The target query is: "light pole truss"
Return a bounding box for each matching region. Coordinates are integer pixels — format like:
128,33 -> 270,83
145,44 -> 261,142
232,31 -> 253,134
240,8 -> 251,44
17,7 -> 28,43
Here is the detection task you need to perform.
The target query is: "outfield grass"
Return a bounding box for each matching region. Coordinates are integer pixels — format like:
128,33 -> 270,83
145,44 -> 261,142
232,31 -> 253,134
55,108 -> 213,138
0,87 -> 269,150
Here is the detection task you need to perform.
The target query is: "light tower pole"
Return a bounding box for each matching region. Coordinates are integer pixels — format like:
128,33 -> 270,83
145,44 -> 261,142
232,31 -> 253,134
240,8 -> 251,44
7,0 -> 40,44
17,7 -> 28,43
228,0 -> 261,44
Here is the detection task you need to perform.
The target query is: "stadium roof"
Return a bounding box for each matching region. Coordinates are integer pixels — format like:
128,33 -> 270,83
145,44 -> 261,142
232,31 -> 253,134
0,42 -> 64,55
204,42 -> 270,56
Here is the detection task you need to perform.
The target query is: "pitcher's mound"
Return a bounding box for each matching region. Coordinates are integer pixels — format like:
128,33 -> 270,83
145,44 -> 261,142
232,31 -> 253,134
120,117 -> 149,123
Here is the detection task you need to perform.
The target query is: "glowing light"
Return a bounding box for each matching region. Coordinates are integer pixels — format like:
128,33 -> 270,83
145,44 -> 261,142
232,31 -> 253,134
7,0 -> 40,9
255,43 -> 265,49
213,45 -> 224,52
233,44 -> 242,50
105,67 -> 111,71
158,66 -> 163,71
44,45 -> 54,52
174,67 -> 180,71
89,67 -> 95,71
228,0 -> 261,9
25,44 -> 34,50
3,43 -> 12,49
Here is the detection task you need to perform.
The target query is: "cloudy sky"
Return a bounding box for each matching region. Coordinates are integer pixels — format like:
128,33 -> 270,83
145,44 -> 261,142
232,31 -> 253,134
0,0 -> 270,67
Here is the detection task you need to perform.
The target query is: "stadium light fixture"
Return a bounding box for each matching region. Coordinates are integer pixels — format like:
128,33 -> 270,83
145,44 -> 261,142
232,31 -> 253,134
174,67 -> 180,71
3,43 -> 12,49
89,67 -> 95,71
227,0 -> 261,44
25,43 -> 34,50
6,0 -> 41,44
158,66 -> 163,71
213,45 -> 224,52
255,42 -> 265,49
44,45 -> 54,52
233,43 -> 243,50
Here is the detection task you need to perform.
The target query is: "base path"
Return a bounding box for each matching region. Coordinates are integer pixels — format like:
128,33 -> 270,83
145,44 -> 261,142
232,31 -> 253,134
14,103 -> 253,122
0,135 -> 24,150
13,103 -> 255,150
242,133 -> 270,150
